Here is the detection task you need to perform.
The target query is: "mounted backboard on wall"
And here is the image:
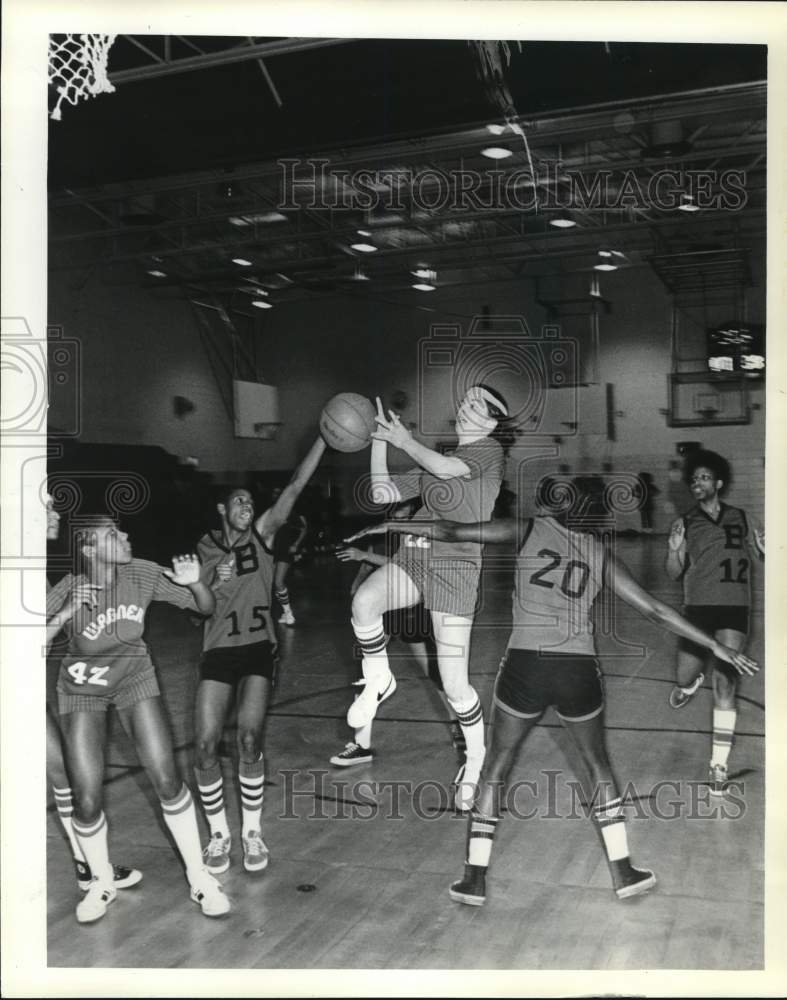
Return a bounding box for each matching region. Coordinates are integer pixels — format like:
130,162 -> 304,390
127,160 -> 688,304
667,373 -> 750,427
233,380 -> 281,440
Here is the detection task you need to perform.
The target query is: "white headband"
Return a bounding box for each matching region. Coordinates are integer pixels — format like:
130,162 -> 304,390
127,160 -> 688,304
469,385 -> 508,417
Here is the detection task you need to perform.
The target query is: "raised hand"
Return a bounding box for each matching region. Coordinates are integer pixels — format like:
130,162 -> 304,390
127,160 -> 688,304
712,641 -> 759,677
343,524 -> 387,544
67,582 -> 102,614
371,396 -> 412,449
164,553 -> 202,587
668,518 -> 686,552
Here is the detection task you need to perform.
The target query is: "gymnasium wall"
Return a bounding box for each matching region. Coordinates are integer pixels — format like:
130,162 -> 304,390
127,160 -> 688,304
47,257 -> 765,528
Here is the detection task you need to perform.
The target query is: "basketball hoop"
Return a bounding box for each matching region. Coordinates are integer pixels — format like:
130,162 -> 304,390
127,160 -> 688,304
48,34 -> 117,121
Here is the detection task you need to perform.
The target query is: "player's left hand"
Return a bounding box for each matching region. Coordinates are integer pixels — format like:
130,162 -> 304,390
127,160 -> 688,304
371,396 -> 412,449
713,641 -> 759,676
164,553 -> 202,586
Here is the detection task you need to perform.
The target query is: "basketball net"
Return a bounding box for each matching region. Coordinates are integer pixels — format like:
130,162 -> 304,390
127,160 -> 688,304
48,34 -> 117,121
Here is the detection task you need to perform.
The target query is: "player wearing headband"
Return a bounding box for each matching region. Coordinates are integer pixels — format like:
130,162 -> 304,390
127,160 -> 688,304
344,384 -> 507,809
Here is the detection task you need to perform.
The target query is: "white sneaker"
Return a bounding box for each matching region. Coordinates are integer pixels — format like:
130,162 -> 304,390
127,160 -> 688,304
242,831 -> 270,872
347,672 -> 397,728
190,869 -> 231,917
279,609 -> 296,626
76,880 -> 117,924
203,832 -> 231,874
454,753 -> 485,812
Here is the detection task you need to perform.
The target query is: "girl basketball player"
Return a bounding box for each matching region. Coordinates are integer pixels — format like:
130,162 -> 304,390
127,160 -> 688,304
347,481 -> 757,904
345,386 -> 507,809
46,516 -> 228,924
46,496 -> 142,895
193,438 -> 326,875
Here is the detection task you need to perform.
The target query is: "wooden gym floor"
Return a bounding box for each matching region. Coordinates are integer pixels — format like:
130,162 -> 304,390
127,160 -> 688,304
46,536 -> 765,970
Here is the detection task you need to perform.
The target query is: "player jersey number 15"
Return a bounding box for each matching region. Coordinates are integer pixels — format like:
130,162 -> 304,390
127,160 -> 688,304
226,605 -> 269,637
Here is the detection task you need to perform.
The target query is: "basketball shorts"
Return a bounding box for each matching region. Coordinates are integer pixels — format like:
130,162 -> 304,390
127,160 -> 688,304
385,602 -> 433,644
57,665 -> 161,715
392,549 -> 480,618
200,640 -> 278,685
678,605 -> 750,657
494,648 -> 604,722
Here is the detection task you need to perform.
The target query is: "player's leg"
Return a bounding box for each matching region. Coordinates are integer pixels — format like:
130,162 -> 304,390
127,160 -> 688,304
192,676 -> 235,872
561,712 -> 655,899
450,696 -> 540,906
346,562 -> 421,727
708,627 -> 746,795
274,559 -> 296,626
430,612 -> 484,809
409,609 -> 463,752
235,669 -> 273,872
118,694 -> 229,917
669,609 -> 709,708
59,707 -> 117,922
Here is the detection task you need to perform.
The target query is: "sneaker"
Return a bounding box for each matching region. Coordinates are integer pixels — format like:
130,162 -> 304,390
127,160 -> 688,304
242,831 -> 270,873
454,753 -> 485,812
279,609 -> 296,626
75,880 -> 117,924
190,869 -> 231,917
614,865 -> 657,900
448,864 -> 487,906
450,722 -> 467,754
668,673 -> 704,709
708,763 -> 729,797
330,742 -> 375,767
76,860 -> 143,892
203,832 -> 232,874
346,671 -> 397,729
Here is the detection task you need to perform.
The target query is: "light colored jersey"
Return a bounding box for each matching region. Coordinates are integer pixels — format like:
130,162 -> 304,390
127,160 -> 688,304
46,559 -> 197,697
508,517 -> 606,656
681,504 -> 759,607
392,437 -> 504,565
198,526 -> 275,651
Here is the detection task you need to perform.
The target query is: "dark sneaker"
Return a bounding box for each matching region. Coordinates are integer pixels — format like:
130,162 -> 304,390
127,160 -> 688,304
708,763 -> 729,797
613,864 -> 657,899
449,864 -> 487,906
76,860 -> 142,892
330,742 -> 375,767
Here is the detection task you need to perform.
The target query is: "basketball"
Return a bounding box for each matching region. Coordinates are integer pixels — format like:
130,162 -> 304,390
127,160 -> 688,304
319,393 -> 377,453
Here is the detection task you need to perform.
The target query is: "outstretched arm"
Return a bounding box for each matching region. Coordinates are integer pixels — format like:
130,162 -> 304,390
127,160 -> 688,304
607,554 -> 758,676
345,516 -> 522,546
256,437 -> 327,542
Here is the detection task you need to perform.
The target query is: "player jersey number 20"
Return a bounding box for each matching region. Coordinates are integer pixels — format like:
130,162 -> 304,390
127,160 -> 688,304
529,548 -> 591,599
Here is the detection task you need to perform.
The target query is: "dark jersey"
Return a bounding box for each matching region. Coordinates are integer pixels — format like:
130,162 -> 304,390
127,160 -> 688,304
681,504 -> 759,608
392,438 -> 504,565
509,517 -> 606,656
46,559 -> 198,698
198,525 -> 275,651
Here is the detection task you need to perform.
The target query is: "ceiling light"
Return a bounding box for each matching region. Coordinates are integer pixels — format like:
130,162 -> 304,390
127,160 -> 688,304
594,263 -> 618,272
412,283 -> 436,292
229,212 -> 287,226
252,299 -> 273,309
480,146 -> 513,160
411,267 -> 436,280
147,270 -> 167,277
678,193 -> 700,213
357,229 -> 373,237
350,243 -> 378,253
352,265 -> 370,281
486,123 -> 506,135
232,257 -> 253,266
238,286 -> 268,295
549,212 -> 576,229
598,249 -> 613,258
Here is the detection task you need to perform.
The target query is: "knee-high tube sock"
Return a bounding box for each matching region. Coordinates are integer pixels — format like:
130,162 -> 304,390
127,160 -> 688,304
53,785 -> 86,862
711,708 -> 736,767
448,689 -> 485,759
239,754 -> 265,837
275,587 -> 292,614
72,812 -> 112,884
351,617 -> 391,683
160,784 -> 204,881
592,796 -> 629,863
194,763 -> 230,839
465,811 -> 500,868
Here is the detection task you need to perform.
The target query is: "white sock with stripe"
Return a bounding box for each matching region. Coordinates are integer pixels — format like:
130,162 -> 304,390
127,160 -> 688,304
72,812 -> 113,884
194,763 -> 230,839
160,783 -> 204,881
593,796 -> 629,862
710,708 -> 737,767
466,811 -> 500,867
239,754 -> 265,837
352,617 -> 391,686
53,785 -> 86,862
448,688 -> 485,759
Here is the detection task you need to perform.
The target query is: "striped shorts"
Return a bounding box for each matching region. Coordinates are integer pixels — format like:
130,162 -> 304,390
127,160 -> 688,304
392,549 -> 481,618
57,665 -> 161,715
